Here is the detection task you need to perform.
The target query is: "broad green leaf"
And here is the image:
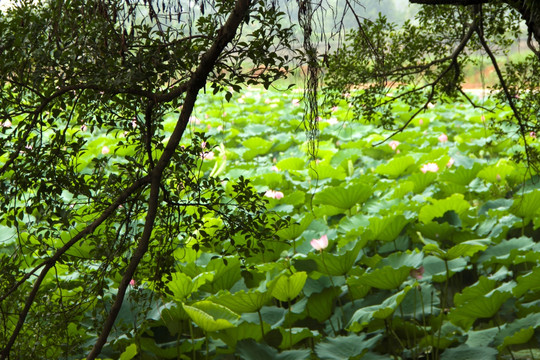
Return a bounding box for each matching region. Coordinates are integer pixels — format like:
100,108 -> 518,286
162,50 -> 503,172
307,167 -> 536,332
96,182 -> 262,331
497,327 -> 534,352
375,155 -> 415,178
279,327 -> 317,349
200,257 -> 242,292
358,266 -> 410,290
167,272 -> 214,301
422,256 -> 467,282
276,214 -> 313,240
477,162 -> 515,183
236,339 -> 311,360
478,236 -> 533,265
272,272 -> 307,302
348,286 -> 412,331
494,313 -> 540,351
419,194 -> 470,224
305,286 -> 342,322
276,157 -> 305,171
309,163 -> 347,180
445,239 -> 490,260
242,137 -> 274,159
510,189 -> 540,222
367,215 -> 410,242
310,240 -> 365,276
219,322 -> 270,348
183,301 -> 240,332
315,334 -> 382,360
213,288 -> 273,313
513,267 -> 540,297
313,183 -> 373,210
440,345 -> 497,360
119,343 -> 138,360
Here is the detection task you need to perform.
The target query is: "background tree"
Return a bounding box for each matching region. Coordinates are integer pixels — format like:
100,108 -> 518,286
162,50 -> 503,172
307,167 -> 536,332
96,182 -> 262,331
0,0 -> 295,358
325,0 -> 540,169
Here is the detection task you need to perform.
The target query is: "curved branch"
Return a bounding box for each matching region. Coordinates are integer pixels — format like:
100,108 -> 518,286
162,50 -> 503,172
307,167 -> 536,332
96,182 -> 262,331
374,15 -> 478,144
0,175 -> 151,359
86,0 -> 253,358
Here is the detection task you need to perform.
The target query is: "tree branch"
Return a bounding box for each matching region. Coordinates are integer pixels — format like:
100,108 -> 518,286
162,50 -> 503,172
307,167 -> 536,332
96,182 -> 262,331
0,175 -> 151,359
86,0 -> 253,358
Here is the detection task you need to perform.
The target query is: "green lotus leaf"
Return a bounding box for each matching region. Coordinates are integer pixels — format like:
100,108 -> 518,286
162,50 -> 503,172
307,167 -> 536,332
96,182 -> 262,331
477,161 -> 515,183
213,288 -> 273,313
305,286 -> 342,322
418,194 -> 470,224
242,136 -> 273,159
422,256 -> 467,283
346,276 -> 371,300
510,189 -> 540,222
409,172 -> 437,193
450,289 -> 512,330
199,257 -> 242,292
167,272 -> 214,301
445,239 -> 490,260
309,163 -> 347,180
119,343 -> 138,360
375,155 -> 415,179
235,339 -> 311,360
315,334 -> 382,360
161,304 -> 189,334
272,272 -> 307,302
498,327 -> 534,352
279,327 -> 317,350
478,236 -> 534,266
378,250 -> 423,269
183,301 -> 240,332
276,157 -> 305,171
494,313 -> 540,351
348,286 -> 412,331
276,214 -> 313,240
313,183 -> 373,210
440,345 -> 497,360
513,267 -> 540,297
310,240 -> 365,276
358,266 -> 411,290
367,215 -> 411,242
219,322 -> 270,348
454,277 -> 496,306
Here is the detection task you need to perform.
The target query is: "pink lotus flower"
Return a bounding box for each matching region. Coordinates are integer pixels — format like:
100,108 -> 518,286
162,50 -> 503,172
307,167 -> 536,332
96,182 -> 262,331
292,99 -> 300,107
410,266 -> 424,280
327,117 -> 338,125
446,158 -> 455,168
311,235 -> 328,251
271,165 -> 279,172
101,146 -> 110,155
2,120 -> 12,128
530,131 -> 536,139
421,163 -> 439,173
388,140 -> 400,151
438,133 -> 448,143
201,151 -> 215,160
129,279 -> 136,286
264,190 -> 284,199
81,124 -> 88,132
